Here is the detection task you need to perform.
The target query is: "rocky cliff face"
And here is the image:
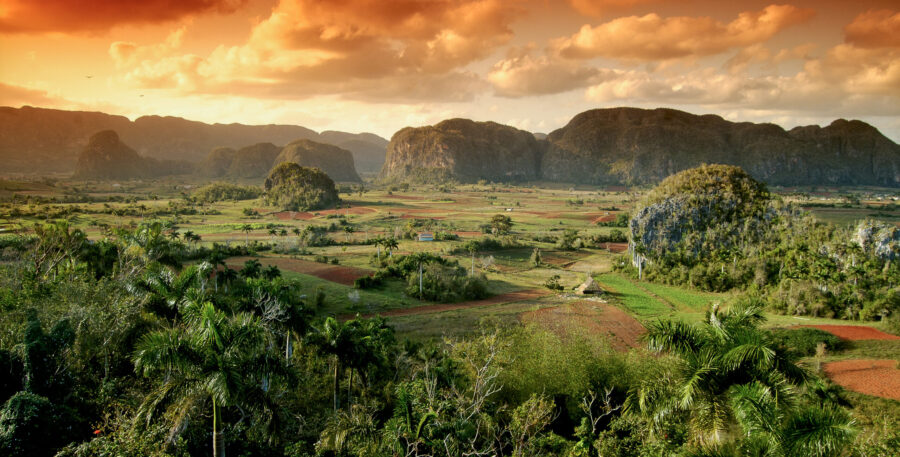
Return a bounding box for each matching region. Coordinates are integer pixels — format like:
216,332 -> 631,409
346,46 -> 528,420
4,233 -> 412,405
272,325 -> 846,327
272,139 -> 361,182
227,143 -> 281,178
74,130 -> 190,179
380,119 -> 543,183
319,131 -> 388,174
380,108 -> 899,187
543,108 -> 900,186
197,147 -> 237,178
0,106 -> 386,174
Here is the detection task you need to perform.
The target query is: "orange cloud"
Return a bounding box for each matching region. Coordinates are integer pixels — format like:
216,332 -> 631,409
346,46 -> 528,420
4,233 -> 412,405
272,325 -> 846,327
844,9 -> 900,48
0,0 -> 247,34
0,83 -> 62,106
554,4 -> 814,61
567,0 -> 666,18
488,46 -> 616,97
110,0 -> 521,102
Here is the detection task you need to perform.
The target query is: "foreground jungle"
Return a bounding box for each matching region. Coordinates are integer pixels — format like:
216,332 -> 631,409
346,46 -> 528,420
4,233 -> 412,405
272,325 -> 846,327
0,167 -> 898,457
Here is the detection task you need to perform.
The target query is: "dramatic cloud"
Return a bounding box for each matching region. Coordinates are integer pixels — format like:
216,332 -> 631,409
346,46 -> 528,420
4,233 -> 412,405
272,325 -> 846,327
554,4 -> 813,61
844,9 -> 900,48
488,47 -> 617,97
108,0 -> 520,101
566,0 -> 665,18
0,0 -> 247,34
0,83 -> 63,107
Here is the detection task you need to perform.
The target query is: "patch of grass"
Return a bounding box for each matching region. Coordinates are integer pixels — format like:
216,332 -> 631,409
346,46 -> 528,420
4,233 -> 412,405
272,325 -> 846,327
637,280 -> 726,311
596,273 -> 671,316
770,327 -> 846,356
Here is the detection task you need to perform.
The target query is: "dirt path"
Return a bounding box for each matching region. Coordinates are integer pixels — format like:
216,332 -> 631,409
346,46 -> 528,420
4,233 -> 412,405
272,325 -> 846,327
797,325 -> 900,341
521,300 -> 645,352
226,256 -> 372,286
823,359 -> 900,400
351,289 -> 550,319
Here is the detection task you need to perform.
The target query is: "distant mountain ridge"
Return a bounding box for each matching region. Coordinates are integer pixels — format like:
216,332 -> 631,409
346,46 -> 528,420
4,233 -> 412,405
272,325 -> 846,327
382,107 -> 900,187
74,130 -> 191,179
0,106 -> 387,174
196,139 -> 361,182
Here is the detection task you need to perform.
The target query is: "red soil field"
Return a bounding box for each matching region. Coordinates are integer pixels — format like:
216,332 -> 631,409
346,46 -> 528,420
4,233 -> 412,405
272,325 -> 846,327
317,207 -> 377,215
823,359 -> 900,400
521,301 -> 645,351
352,289 -> 550,319
797,325 -> 900,341
226,256 -> 372,286
521,211 -> 563,218
274,211 -> 316,220
605,242 -> 628,253
590,214 -> 617,223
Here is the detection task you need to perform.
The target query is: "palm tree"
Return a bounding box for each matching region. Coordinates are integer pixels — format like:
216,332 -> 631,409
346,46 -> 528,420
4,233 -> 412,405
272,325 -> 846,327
628,300 -> 852,453
134,301 -> 291,457
240,224 -> 253,245
267,228 -> 278,243
383,237 -> 399,258
344,225 -> 355,242
241,259 -> 262,279
292,227 -> 301,237
307,317 -> 357,412
126,263 -> 207,321
372,237 -> 384,260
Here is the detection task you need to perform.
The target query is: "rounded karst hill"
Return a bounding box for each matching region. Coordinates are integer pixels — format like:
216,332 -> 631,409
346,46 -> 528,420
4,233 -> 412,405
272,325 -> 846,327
197,146 -> 237,178
272,139 -> 361,182
74,130 -> 145,179
380,118 -> 544,183
228,143 -> 281,178
264,162 -> 340,211
629,164 -> 774,261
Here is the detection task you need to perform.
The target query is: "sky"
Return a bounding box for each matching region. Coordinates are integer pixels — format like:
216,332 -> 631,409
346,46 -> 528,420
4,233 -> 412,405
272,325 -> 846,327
0,0 -> 898,141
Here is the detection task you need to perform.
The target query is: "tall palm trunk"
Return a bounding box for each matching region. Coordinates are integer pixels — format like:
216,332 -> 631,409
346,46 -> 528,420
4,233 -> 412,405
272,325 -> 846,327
333,357 -> 340,411
212,396 -> 225,457
347,368 -> 353,410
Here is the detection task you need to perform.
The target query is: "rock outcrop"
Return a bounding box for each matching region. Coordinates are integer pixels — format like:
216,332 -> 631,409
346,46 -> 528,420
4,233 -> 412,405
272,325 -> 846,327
319,131 -> 388,174
264,162 -> 340,211
74,130 -> 190,179
228,143 -> 281,178
856,220 -> 900,261
272,139 -> 361,182
197,147 -> 237,178
380,118 -> 543,183
380,108 -> 900,187
543,108 -> 900,186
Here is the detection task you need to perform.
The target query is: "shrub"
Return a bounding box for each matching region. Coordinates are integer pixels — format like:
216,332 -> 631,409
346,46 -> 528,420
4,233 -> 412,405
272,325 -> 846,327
770,328 -> 845,356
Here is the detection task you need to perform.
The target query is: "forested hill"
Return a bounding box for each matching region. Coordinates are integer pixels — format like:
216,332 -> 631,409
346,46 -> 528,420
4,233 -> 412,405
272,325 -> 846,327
0,106 -> 388,174
381,107 -> 900,187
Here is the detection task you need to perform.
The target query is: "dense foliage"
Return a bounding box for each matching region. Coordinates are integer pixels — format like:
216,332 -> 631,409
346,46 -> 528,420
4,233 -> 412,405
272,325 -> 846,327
264,163 -> 340,211
0,217 -> 894,456
191,182 -> 262,203
622,165 -> 900,320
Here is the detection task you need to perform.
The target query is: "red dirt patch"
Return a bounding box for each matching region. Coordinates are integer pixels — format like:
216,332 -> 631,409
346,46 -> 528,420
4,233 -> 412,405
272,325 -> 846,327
797,325 -> 900,341
521,210 -> 562,218
604,242 -> 628,253
274,211 -> 315,220
590,214 -> 618,224
521,301 -> 645,351
317,207 -> 377,216
353,289 -> 550,319
823,359 -> 900,400
226,256 -> 372,286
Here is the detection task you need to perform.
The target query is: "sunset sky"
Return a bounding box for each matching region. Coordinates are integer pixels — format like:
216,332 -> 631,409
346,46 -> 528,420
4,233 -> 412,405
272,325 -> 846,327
1,0 -> 898,140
